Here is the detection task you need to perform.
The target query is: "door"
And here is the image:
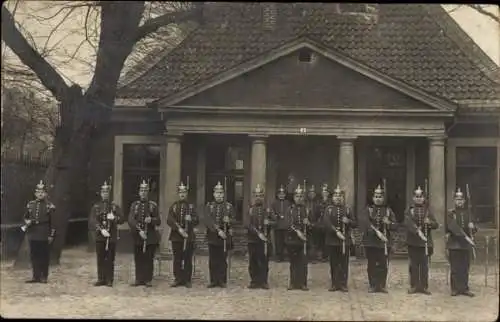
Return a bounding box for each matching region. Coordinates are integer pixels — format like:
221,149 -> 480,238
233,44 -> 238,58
366,145 -> 407,222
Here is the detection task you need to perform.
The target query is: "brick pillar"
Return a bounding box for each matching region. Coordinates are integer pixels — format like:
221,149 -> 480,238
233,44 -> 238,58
159,133 -> 182,257
428,136 -> 446,262
337,136 -> 357,208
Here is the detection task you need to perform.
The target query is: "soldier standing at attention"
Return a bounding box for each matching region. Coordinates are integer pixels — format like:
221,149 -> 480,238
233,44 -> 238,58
22,180 -> 56,283
89,181 -> 124,287
322,185 -> 356,292
271,185 -> 291,262
305,185 -> 319,262
359,185 -> 398,293
167,182 -> 199,288
286,185 -> 312,291
446,187 -> 477,297
247,184 -> 274,289
128,180 -> 161,287
316,184 -> 331,262
403,186 -> 439,295
204,181 -> 234,288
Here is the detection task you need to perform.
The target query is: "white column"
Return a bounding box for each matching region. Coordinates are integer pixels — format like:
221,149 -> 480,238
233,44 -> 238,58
250,134 -> 267,216
159,134 -> 182,256
338,136 -> 357,208
428,136 -> 446,261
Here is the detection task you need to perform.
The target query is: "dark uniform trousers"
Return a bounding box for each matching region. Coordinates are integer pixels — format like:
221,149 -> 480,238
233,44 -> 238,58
315,230 -> 328,260
449,249 -> 471,293
96,241 -> 116,283
248,242 -> 269,285
365,246 -> 389,289
288,244 -> 308,288
328,245 -> 349,288
274,230 -> 287,261
208,244 -> 228,285
172,241 -> 195,283
134,244 -> 156,283
408,245 -> 431,290
29,240 -> 50,280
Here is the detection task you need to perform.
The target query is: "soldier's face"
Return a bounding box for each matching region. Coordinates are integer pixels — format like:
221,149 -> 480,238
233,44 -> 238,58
277,191 -> 286,200
139,188 -> 149,200
178,191 -> 188,201
101,190 -> 110,200
307,192 -> 316,200
321,191 -> 330,201
333,193 -> 343,205
254,193 -> 264,205
35,190 -> 45,200
214,191 -> 224,202
455,197 -> 465,208
373,193 -> 384,206
413,194 -> 424,205
294,193 -> 304,204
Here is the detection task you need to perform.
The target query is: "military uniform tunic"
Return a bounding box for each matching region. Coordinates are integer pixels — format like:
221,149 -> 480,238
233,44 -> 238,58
247,204 -> 274,287
89,200 -> 124,285
446,208 -> 478,294
403,205 -> 439,291
271,198 -> 291,261
322,204 -> 357,289
167,200 -> 199,285
24,199 -> 56,282
203,201 -> 234,287
127,199 -> 161,285
359,205 -> 398,291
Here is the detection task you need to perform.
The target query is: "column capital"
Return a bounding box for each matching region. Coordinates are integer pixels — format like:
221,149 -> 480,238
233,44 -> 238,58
337,135 -> 358,142
428,135 -> 447,146
163,131 -> 183,143
249,134 -> 269,143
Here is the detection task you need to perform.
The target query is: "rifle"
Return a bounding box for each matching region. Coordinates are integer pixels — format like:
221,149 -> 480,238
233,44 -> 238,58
223,176 -> 231,281
382,178 -> 388,256
465,184 -> 476,260
424,179 -> 429,257
303,179 -> 308,256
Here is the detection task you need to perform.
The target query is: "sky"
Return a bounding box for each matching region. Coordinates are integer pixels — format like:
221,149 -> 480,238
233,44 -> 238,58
2,2 -> 499,89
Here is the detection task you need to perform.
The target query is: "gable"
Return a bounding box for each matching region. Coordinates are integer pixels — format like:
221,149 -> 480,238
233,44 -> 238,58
176,48 -> 434,110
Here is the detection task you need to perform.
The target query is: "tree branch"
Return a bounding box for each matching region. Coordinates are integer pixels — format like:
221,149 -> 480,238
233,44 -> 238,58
1,6 -> 69,101
465,4 -> 500,24
134,4 -> 202,42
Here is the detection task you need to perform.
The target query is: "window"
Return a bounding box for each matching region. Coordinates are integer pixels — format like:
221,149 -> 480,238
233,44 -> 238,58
456,147 -> 497,225
298,48 -> 313,63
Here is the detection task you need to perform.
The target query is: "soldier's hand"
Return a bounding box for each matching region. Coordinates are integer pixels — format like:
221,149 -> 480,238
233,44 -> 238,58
218,229 -> 227,240
417,230 -> 427,242
106,213 -> 115,221
296,230 -> 306,242
376,230 -> 388,243
336,230 -> 346,241
101,229 -> 110,238
468,222 -> 474,230
303,218 -> 310,226
25,219 -> 32,225
263,218 -> 270,226
144,216 -> 152,224
178,228 -> 188,239
258,232 -> 267,242
342,216 -> 350,224
383,217 -> 391,225
139,230 -> 147,240
48,236 -> 54,244
465,236 -> 475,246
424,217 -> 431,225
185,214 -> 192,222
223,216 -> 230,223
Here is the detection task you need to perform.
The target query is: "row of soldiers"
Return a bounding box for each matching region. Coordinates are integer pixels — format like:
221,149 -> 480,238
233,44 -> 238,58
22,179 -> 478,296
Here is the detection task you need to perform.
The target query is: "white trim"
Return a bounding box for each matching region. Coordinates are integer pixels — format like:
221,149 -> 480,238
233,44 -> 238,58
155,38 -> 457,112
114,98 -> 156,106
113,135 -> 163,229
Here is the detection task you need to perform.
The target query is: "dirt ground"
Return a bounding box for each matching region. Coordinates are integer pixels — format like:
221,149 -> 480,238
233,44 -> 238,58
1,246 -> 498,320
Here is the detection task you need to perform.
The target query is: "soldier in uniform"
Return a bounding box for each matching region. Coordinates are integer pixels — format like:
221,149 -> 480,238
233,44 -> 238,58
247,184 -> 275,289
204,181 -> 234,288
359,185 -> 398,293
271,185 -> 291,262
128,180 -> 161,287
89,181 -> 124,287
167,182 -> 199,288
286,184 -> 312,291
305,185 -> 320,262
403,186 -> 439,295
446,187 -> 477,297
322,185 -> 356,292
316,184 -> 331,262
22,180 -> 56,283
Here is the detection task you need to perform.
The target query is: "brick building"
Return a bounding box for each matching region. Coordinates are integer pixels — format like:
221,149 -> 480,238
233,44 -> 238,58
91,4 -> 499,258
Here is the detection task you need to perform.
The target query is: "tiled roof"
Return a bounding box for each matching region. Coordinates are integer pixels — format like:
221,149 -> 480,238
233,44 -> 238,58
116,3 -> 499,107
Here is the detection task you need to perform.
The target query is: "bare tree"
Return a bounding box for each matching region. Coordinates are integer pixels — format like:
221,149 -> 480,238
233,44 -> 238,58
2,0 -> 204,264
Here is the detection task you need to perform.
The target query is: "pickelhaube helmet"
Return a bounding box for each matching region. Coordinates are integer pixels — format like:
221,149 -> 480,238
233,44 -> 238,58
454,187 -> 464,199
374,184 -> 384,195
278,184 -> 285,193
101,181 -> 111,192
414,186 -> 424,197
321,183 -> 330,193
253,184 -> 264,195
213,181 -> 224,193
177,182 -> 188,193
294,184 -> 304,195
35,180 -> 46,191
139,179 -> 149,190
333,184 -> 344,195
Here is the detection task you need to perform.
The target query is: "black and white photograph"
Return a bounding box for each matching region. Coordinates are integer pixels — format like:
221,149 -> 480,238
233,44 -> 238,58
1,2 -> 499,320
